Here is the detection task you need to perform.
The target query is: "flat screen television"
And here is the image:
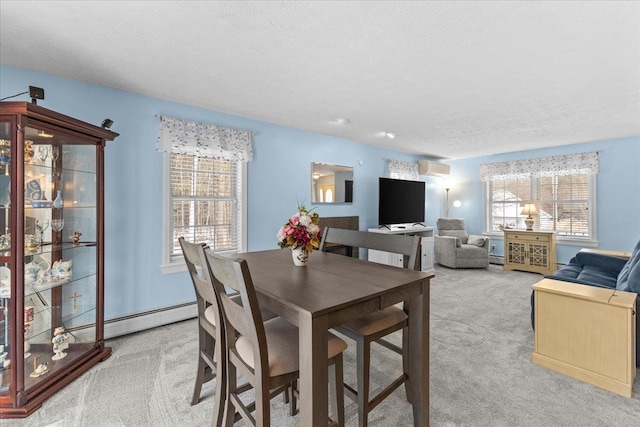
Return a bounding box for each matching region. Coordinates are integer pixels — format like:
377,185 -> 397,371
378,177 -> 426,227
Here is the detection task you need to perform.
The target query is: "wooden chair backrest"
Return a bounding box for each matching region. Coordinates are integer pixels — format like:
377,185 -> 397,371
179,237 -> 217,314
203,250 -> 270,380
320,227 -> 421,271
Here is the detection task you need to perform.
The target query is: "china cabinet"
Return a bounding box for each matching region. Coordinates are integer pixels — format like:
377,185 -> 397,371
0,102 -> 118,417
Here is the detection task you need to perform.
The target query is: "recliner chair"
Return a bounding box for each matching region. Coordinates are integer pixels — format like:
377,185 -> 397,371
435,218 -> 489,269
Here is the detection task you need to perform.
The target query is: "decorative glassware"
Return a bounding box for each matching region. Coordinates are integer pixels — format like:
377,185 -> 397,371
50,145 -> 60,162
35,219 -> 49,246
53,190 -> 63,209
36,145 -> 48,163
51,219 -> 64,244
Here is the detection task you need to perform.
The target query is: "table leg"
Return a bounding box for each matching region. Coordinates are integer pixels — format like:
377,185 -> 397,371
299,311 -> 329,426
407,280 -> 430,427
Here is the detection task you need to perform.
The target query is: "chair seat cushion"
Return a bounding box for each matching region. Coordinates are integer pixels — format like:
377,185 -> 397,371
457,244 -> 488,259
340,305 -> 408,336
236,317 -> 347,377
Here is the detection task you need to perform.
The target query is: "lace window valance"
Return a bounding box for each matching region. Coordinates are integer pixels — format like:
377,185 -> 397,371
388,160 -> 419,181
479,151 -> 599,181
156,115 -> 254,162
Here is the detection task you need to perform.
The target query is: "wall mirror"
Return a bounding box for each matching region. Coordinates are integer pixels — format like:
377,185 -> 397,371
311,162 -> 353,203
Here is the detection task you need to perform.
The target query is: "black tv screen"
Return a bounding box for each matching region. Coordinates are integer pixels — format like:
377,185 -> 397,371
378,177 -> 426,226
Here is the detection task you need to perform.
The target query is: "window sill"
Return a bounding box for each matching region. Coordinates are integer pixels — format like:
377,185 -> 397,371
160,250 -> 241,275
160,261 -> 187,275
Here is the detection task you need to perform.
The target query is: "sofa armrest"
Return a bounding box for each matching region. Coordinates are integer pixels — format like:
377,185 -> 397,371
435,235 -> 459,249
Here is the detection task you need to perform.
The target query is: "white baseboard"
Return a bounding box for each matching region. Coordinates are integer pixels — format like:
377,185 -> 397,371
104,302 -> 197,340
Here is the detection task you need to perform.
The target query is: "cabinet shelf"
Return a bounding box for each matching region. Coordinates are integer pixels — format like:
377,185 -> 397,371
27,307 -> 96,344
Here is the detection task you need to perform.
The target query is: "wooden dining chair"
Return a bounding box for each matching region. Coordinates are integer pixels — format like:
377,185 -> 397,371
319,227 -> 421,427
203,248 -> 348,426
179,237 -> 230,427
180,237 -> 295,425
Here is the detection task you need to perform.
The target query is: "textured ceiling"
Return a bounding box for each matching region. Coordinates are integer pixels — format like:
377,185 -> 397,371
1,1 -> 639,159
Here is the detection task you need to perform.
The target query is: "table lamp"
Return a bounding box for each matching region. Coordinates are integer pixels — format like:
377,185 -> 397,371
520,203 -> 538,231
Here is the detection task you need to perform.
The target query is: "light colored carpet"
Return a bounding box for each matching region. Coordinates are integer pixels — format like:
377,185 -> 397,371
4,264 -> 640,426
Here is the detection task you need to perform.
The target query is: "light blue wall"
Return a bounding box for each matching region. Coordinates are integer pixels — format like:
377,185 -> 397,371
427,138 -> 640,263
1,65 -> 421,319
4,65 -> 638,318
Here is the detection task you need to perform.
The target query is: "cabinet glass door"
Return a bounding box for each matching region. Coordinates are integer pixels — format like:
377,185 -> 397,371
23,127 -> 97,391
0,121 -> 10,397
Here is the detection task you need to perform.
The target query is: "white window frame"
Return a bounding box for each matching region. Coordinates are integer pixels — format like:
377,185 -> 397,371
483,174 -> 598,247
160,153 -> 248,274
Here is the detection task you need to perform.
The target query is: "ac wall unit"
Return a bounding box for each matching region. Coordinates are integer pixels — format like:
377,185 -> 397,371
418,160 -> 450,177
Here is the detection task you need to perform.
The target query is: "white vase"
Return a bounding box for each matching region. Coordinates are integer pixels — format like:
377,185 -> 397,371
291,247 -> 309,266
53,190 -> 63,209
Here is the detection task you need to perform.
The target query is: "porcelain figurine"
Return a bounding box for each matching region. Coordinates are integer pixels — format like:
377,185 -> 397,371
25,261 -> 44,284
30,360 -> 49,378
51,327 -> 69,360
51,259 -> 72,277
70,231 -> 82,245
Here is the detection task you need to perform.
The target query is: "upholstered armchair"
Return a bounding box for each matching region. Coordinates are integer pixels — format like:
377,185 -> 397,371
435,218 -> 490,269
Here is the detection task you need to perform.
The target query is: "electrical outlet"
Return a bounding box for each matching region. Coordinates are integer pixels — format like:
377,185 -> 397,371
491,245 -> 496,251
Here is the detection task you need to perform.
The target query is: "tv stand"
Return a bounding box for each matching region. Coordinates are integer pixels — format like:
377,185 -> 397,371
368,224 -> 435,273
378,224 -> 392,230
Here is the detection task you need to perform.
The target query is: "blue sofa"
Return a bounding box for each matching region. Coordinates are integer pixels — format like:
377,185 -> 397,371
531,238 -> 640,365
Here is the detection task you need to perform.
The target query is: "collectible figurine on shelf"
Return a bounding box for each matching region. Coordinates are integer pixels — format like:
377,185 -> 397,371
29,358 -> 49,378
51,327 -> 69,360
69,231 -> 82,245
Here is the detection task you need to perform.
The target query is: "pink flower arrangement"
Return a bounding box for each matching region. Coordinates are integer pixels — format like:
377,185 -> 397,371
277,204 -> 321,252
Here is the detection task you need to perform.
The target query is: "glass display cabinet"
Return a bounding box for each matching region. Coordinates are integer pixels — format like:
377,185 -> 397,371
0,102 -> 118,417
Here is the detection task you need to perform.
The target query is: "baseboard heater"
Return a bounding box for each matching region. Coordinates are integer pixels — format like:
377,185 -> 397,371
490,254 -> 504,265
103,302 -> 197,340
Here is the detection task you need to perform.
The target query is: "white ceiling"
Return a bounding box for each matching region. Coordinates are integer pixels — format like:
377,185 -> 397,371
1,1 -> 639,160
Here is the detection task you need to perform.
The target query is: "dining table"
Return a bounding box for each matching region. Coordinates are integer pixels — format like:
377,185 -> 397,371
239,248 -> 433,426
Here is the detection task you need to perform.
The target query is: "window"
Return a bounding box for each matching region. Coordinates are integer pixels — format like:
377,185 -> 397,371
481,152 -> 598,244
486,173 -> 594,239
156,115 -> 253,273
169,153 -> 245,257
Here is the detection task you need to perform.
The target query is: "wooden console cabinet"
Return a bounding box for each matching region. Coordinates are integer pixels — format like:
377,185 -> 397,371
504,230 -> 556,275
532,279 -> 637,397
367,225 -> 434,273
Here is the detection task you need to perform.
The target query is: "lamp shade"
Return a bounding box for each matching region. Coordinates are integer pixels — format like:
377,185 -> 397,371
520,203 -> 538,217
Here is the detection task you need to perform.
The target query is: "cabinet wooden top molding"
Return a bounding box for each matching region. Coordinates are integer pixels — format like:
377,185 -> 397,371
1,101 -> 119,142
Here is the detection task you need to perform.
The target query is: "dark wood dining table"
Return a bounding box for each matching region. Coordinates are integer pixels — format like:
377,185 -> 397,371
240,248 -> 433,426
